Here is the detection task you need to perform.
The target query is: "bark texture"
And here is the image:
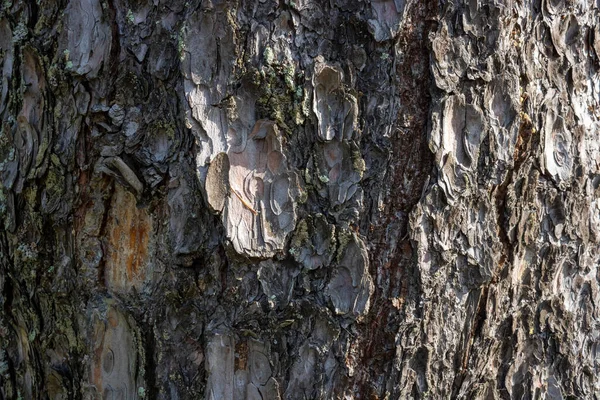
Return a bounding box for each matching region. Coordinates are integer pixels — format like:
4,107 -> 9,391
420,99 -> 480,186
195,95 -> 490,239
0,0 -> 599,399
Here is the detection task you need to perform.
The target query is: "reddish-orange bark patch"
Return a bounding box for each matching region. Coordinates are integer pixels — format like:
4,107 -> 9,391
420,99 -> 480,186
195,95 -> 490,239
235,340 -> 248,371
105,185 -> 152,292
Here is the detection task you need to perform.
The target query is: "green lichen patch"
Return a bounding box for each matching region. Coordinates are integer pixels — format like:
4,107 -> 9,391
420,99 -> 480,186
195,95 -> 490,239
335,229 -> 353,263
238,58 -> 307,135
290,218 -> 309,251
351,148 -> 366,177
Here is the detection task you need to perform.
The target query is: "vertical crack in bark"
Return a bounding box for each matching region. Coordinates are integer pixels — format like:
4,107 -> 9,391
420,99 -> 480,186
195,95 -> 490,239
143,324 -> 159,400
493,171 -> 513,281
492,104 -> 538,281
452,284 -> 489,397
105,0 -> 121,79
96,179 -> 115,290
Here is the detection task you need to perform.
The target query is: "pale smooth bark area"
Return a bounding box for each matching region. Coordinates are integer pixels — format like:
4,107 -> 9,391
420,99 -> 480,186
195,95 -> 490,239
1,0 -> 599,399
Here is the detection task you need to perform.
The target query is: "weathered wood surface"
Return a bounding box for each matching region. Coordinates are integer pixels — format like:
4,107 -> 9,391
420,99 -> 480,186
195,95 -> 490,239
0,0 -> 599,398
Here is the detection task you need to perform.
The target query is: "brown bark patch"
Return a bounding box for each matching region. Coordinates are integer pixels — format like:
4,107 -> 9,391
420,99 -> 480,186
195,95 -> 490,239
235,340 -> 248,371
90,304 -> 138,399
104,184 -> 152,293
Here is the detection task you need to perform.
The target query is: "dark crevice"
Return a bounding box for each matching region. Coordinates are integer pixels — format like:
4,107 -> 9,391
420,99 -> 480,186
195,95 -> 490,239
492,111 -> 538,283
105,0 -> 122,80
28,0 -> 39,30
492,169 -> 514,283
144,324 -> 159,400
452,285 -> 490,397
97,179 -> 116,290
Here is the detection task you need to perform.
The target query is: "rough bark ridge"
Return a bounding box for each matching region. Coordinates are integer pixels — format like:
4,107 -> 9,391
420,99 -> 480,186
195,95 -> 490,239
0,0 -> 599,398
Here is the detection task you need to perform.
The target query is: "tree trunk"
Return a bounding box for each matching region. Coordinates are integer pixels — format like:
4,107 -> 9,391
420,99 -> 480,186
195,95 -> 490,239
1,0 -> 599,398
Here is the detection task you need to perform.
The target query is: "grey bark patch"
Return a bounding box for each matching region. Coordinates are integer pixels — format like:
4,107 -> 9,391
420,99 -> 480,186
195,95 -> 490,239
206,152 -> 230,213
248,340 -> 273,387
542,92 -> 573,183
312,141 -> 363,208
14,47 -> 47,191
290,214 -> 336,270
108,104 -> 125,127
181,8 -> 300,257
89,303 -> 140,400
312,61 -> 358,142
61,0 -> 112,78
224,120 -> 297,257
167,163 -> 206,260
0,18 -> 13,117
205,333 -> 235,400
327,232 -> 373,317
430,95 -> 485,203
257,259 -> 296,309
368,0 -> 405,42
284,342 -> 318,399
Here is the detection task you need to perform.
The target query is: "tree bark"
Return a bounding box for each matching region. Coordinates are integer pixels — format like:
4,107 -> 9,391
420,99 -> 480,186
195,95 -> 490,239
1,0 -> 599,398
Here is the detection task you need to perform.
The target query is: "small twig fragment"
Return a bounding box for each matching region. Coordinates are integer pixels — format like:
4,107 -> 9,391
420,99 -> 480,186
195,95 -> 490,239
231,188 -> 259,215
105,156 -> 144,195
